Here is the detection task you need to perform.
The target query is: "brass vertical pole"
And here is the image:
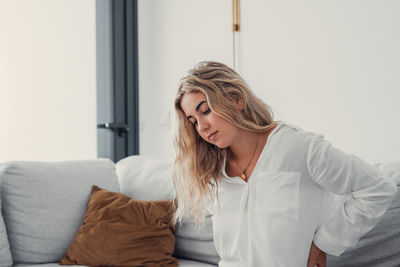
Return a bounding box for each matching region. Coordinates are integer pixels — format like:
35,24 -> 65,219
232,0 -> 240,70
232,0 -> 240,32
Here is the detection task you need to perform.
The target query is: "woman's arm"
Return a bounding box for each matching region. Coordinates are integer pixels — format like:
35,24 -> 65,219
307,241 -> 326,267
306,132 -> 398,257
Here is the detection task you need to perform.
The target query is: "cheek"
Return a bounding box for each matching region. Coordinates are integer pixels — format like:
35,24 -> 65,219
214,116 -> 235,131
210,113 -> 226,125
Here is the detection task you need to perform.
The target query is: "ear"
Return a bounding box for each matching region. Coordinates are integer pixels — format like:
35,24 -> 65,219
232,95 -> 245,110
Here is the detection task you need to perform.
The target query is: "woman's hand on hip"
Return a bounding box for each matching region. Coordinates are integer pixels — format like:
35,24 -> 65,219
307,241 -> 327,267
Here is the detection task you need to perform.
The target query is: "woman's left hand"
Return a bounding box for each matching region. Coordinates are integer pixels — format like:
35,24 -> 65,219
307,241 -> 327,267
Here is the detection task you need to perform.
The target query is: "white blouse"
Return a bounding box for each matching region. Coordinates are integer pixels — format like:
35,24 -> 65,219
210,122 -> 397,267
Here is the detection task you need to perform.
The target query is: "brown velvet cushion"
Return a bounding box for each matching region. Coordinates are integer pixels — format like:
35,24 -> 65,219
59,185 -> 178,267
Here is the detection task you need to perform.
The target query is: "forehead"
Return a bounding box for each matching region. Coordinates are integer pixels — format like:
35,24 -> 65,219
180,91 -> 207,116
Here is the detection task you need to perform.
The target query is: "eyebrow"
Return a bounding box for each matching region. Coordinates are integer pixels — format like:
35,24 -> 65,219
186,100 -> 207,120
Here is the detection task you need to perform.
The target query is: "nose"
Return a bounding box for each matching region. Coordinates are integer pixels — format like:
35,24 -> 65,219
197,117 -> 209,133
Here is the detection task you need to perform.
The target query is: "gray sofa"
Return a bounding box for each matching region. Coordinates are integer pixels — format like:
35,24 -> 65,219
0,156 -> 399,267
0,156 -> 218,267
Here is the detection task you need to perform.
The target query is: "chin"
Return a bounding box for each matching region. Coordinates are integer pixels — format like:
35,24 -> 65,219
214,142 -> 229,149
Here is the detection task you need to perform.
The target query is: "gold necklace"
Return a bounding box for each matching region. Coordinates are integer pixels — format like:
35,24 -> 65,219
232,135 -> 261,182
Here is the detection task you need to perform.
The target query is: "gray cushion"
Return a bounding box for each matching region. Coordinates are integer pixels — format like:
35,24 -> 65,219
174,214 -> 220,265
0,163 -> 13,267
327,184 -> 400,267
0,159 -> 120,264
116,155 -> 174,201
178,259 -> 218,266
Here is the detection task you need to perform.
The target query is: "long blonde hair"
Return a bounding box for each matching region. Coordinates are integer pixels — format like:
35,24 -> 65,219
172,61 -> 279,226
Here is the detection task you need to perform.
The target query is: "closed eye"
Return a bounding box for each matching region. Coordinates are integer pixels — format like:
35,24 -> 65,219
203,108 -> 211,115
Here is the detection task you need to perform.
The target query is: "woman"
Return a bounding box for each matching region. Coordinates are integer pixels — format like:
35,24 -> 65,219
172,61 -> 397,267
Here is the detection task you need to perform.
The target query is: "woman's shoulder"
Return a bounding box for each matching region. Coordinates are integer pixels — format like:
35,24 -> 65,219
274,121 -> 322,138
271,122 -> 323,153
272,121 -> 306,140
274,121 -> 304,132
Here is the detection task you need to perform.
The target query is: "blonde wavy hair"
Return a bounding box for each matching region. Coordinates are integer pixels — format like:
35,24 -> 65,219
172,61 -> 279,227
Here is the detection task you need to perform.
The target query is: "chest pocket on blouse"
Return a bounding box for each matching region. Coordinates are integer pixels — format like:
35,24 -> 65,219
254,171 -> 301,220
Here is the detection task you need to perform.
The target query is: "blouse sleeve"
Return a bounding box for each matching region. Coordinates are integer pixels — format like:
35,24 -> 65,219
306,132 -> 398,257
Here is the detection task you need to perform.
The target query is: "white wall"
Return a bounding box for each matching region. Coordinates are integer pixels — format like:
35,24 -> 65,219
5,1 -> 396,163
139,1 -> 399,164
0,0 -> 97,161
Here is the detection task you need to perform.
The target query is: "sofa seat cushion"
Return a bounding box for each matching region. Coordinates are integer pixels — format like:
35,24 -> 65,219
14,258 -> 217,267
14,264 -> 85,267
178,259 -> 218,266
0,159 -> 120,264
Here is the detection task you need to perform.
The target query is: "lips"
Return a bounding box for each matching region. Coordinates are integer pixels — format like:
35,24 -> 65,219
208,131 -> 218,141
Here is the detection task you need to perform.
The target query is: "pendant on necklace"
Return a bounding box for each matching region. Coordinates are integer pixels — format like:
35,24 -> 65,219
240,170 -> 247,181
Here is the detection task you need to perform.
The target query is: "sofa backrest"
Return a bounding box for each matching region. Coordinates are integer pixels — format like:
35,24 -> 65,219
0,159 -> 119,265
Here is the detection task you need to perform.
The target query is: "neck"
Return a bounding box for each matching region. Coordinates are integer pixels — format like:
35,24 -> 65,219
228,131 -> 264,165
